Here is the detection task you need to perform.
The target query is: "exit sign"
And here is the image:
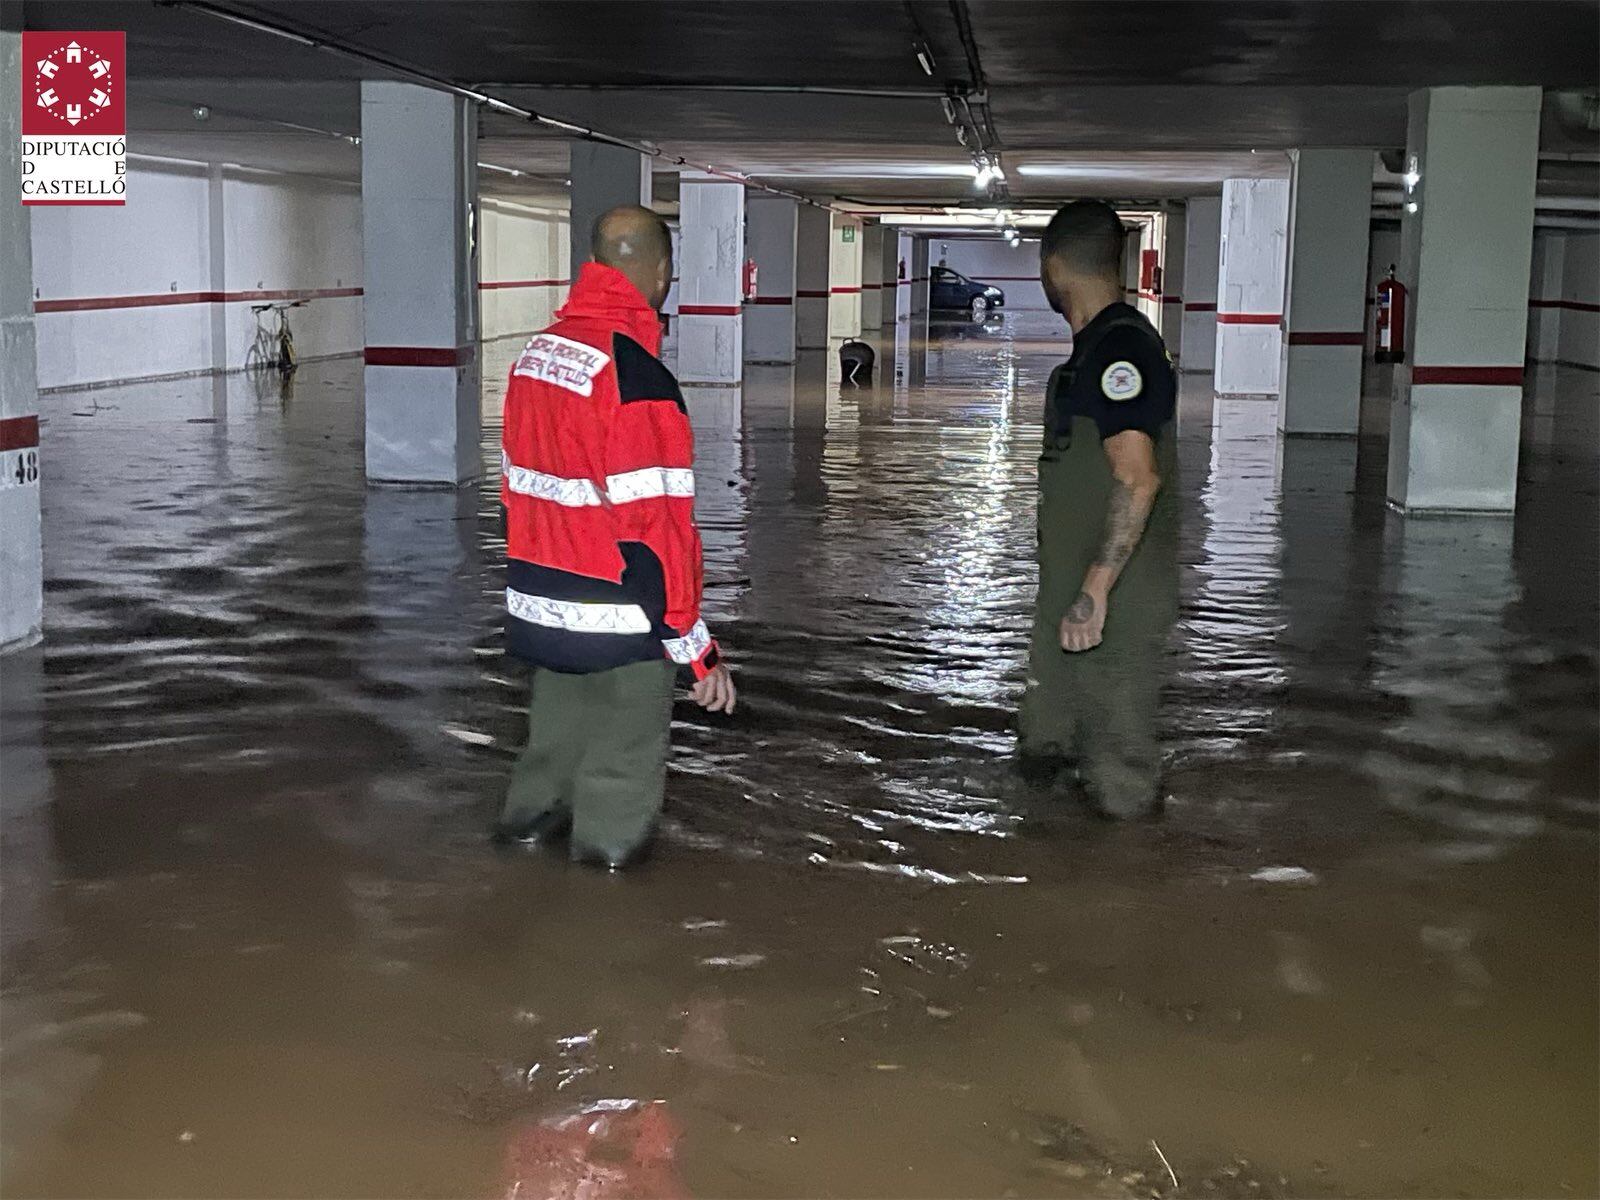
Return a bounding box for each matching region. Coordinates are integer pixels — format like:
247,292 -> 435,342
842,227 -> 855,243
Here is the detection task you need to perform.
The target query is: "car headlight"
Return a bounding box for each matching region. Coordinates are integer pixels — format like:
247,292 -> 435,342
985,287 -> 1002,298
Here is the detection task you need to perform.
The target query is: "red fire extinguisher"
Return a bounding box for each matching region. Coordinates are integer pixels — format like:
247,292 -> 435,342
742,259 -> 759,302
1374,266 -> 1407,364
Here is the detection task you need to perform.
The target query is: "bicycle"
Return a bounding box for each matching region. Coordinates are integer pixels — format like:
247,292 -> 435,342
246,299 -> 305,375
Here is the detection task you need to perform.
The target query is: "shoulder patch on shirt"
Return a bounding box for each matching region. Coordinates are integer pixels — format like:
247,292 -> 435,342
513,333 -> 611,397
613,334 -> 687,412
1100,360 -> 1143,402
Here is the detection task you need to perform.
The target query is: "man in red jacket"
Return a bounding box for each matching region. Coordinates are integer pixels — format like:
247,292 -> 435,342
493,205 -> 735,870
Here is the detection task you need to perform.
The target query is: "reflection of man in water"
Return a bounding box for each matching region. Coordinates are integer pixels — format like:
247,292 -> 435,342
1020,201 -> 1179,819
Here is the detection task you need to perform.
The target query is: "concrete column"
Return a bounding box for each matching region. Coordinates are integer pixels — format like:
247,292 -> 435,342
1527,231 -> 1566,363
1278,149 -> 1374,435
860,225 -> 885,330
1181,195 -> 1221,374
1387,86 -> 1541,513
568,141 -> 650,277
881,228 -> 904,323
910,238 -> 930,316
2,27 -> 43,651
676,171 -> 744,384
361,81 -> 480,485
795,204 -> 831,350
828,213 -> 863,339
744,194 -> 797,364
1216,177 -> 1290,395
1160,203 -> 1186,359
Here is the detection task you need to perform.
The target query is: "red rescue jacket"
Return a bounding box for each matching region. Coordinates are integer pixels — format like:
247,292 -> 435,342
500,263 -> 719,679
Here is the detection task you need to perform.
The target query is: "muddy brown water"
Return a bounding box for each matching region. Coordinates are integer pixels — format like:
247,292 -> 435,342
2,312 -> 1596,1198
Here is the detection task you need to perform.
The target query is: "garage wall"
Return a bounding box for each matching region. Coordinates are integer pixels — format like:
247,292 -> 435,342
933,237 -> 1047,309
33,160 -> 574,391
479,199 -> 570,342
32,158 -> 362,390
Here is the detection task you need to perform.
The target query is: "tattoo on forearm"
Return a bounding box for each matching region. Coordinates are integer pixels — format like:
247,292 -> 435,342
1064,590 -> 1097,624
1093,478 -> 1156,575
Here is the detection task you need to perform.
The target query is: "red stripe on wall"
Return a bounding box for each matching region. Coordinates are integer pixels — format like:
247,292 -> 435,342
1287,331 -> 1366,346
1217,312 -> 1282,325
1412,365 -> 1525,387
0,415 -> 41,452
750,296 -> 794,306
861,282 -> 883,290
679,304 -> 742,316
796,289 -> 830,299
478,279 -> 565,291
1161,295 -> 1183,305
1184,302 -> 1217,312
35,287 -> 362,313
1137,290 -> 1161,302
830,286 -> 862,295
364,345 -> 474,368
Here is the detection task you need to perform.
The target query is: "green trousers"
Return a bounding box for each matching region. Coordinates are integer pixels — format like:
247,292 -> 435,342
1020,612 -> 1164,817
500,659 -> 677,858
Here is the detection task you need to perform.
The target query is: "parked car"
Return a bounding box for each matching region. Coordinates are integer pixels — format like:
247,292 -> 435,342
930,266 -> 1005,315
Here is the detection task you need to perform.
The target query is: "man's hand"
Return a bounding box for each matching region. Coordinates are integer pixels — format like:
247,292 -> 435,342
1060,589 -> 1106,653
690,664 -> 737,714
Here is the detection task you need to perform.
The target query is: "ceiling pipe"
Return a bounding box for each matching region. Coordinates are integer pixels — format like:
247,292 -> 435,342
470,82 -> 952,100
160,0 -> 841,211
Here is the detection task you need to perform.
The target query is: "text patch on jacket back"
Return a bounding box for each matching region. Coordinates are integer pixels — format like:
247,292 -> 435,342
514,334 -> 611,397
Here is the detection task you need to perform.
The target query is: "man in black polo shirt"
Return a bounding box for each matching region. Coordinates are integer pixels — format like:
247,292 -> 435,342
1020,201 -> 1179,820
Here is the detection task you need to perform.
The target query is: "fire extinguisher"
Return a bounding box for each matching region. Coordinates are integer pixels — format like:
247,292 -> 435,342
1374,265 -> 1408,364
742,259 -> 759,302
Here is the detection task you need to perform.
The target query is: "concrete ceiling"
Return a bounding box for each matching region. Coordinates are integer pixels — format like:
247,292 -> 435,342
22,0 -> 1600,205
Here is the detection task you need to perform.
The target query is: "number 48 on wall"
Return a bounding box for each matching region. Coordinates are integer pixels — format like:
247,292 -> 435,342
4,450 -> 40,488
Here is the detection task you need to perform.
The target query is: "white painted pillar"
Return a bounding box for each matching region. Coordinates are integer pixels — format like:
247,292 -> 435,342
829,213 -> 863,339
1181,195 -> 1221,373
795,204 -> 831,350
860,225 -> 885,329
568,141 -> 650,279
1216,177 -> 1290,395
1387,86 -> 1541,513
882,228 -> 904,323
1160,203 -> 1186,359
744,194 -> 797,364
676,171 -> 744,384
1278,149 -> 1373,435
1,27 -> 42,650
361,82 -> 480,485
1527,231 -> 1566,363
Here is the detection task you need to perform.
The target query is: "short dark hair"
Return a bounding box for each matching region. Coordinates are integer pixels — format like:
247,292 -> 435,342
1040,201 -> 1125,277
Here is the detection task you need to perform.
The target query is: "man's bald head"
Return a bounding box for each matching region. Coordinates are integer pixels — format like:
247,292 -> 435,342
591,205 -> 673,309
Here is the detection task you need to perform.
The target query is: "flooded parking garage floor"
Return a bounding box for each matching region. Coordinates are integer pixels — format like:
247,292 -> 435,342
2,312 -> 1596,1199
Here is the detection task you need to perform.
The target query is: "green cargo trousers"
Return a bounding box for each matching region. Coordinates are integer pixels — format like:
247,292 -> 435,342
500,658 -> 677,860
1020,611 -> 1164,817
